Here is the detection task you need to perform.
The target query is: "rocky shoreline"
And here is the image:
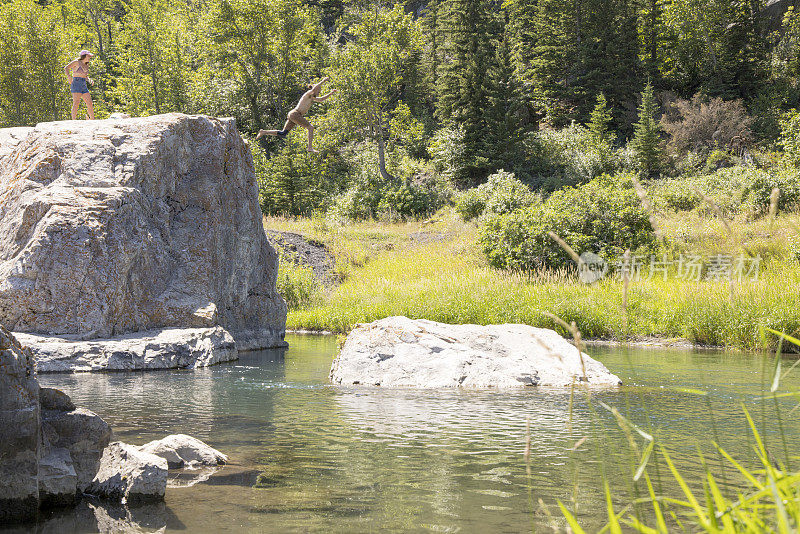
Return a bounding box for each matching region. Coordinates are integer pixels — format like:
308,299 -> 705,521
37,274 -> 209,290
1,326 -> 228,524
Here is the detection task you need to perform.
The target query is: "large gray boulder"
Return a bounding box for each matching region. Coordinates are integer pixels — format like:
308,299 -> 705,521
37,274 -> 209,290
330,316 -> 622,388
0,324 -> 40,523
17,326 -> 237,373
86,442 -> 168,505
139,434 -> 227,469
0,114 -> 287,362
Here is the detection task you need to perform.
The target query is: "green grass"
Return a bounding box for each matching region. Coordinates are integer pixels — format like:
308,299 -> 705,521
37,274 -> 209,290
269,210 -> 800,351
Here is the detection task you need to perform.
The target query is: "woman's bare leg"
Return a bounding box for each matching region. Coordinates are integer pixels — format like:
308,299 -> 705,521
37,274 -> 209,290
71,93 -> 81,120
80,93 -> 95,120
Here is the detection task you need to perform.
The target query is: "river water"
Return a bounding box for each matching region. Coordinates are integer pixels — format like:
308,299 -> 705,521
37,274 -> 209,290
9,335 -> 800,533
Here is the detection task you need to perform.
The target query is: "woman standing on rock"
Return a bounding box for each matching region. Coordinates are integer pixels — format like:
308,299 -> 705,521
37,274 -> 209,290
64,50 -> 95,120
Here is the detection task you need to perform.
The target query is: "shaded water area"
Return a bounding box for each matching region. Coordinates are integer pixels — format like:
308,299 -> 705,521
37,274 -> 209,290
9,335 -> 800,533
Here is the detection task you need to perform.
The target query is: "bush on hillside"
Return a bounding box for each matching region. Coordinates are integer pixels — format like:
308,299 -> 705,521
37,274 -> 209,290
480,173 -> 657,271
779,109 -> 800,166
661,94 -> 753,154
650,166 -> 800,216
276,247 -> 323,310
455,170 -> 540,221
327,147 -> 451,221
526,124 -> 619,191
429,126 -> 470,185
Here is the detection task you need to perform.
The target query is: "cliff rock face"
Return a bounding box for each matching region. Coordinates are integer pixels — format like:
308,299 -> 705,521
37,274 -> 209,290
0,114 -> 286,355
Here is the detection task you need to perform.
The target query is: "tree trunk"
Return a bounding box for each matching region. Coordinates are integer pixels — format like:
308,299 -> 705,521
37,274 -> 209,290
375,125 -> 394,182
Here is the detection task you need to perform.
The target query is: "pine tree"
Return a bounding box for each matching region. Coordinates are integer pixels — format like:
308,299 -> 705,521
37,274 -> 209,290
435,0 -> 498,124
529,0 -> 575,126
420,0 -> 441,108
630,83 -> 663,177
639,0 -> 664,85
588,93 -> 613,145
435,0 -> 501,184
482,29 -> 525,176
529,0 -> 640,127
505,0 -> 537,107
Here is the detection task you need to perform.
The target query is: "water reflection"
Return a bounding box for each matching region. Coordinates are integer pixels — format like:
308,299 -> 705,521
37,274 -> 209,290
8,336 -> 796,533
6,500 -> 183,534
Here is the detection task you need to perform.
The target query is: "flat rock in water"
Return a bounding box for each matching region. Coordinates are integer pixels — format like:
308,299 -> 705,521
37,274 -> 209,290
0,114 -> 287,358
87,442 -> 168,504
17,326 -> 237,373
330,316 -> 622,388
139,434 -> 228,469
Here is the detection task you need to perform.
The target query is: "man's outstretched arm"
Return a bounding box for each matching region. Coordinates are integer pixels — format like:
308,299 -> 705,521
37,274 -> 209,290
313,89 -> 337,102
311,76 -> 330,93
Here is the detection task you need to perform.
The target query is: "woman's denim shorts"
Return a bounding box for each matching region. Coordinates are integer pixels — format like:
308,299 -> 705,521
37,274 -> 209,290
70,77 -> 89,94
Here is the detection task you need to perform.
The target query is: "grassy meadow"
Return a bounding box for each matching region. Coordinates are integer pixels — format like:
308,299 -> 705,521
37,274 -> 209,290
266,206 -> 800,352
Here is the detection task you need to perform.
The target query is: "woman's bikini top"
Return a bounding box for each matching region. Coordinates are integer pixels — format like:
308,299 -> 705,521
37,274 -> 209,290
73,62 -> 88,77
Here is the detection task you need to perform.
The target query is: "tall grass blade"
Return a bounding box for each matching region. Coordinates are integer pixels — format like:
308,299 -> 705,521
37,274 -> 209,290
604,481 -> 623,534
634,441 -> 655,482
766,328 -> 800,348
557,501 -> 588,534
659,446 -> 712,529
644,473 -> 669,534
770,477 -> 792,534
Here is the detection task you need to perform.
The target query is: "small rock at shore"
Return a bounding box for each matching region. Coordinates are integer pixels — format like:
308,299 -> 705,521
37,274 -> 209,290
87,442 -> 168,504
330,316 -> 622,388
41,407 -> 112,492
140,434 -> 228,469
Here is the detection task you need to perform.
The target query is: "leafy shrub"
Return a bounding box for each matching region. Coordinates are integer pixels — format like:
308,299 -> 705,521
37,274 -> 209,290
454,188 -> 487,221
327,144 -> 451,221
276,247 -> 322,310
742,166 -> 800,214
656,181 -> 704,212
379,180 -> 445,219
455,170 -> 539,221
779,109 -> 800,166
651,166 -> 800,216
662,94 -> 753,154
703,148 -> 736,172
429,126 -> 470,185
526,124 -> 619,191
480,173 -> 657,271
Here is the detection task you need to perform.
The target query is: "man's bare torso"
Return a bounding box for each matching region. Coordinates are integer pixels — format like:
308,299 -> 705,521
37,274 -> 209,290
293,91 -> 316,115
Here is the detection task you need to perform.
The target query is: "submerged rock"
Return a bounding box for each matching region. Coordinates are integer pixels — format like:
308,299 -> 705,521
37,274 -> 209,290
0,325 -> 40,523
87,442 -> 168,504
330,316 -> 622,388
17,326 -> 237,373
0,113 -> 287,363
139,434 -> 227,469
